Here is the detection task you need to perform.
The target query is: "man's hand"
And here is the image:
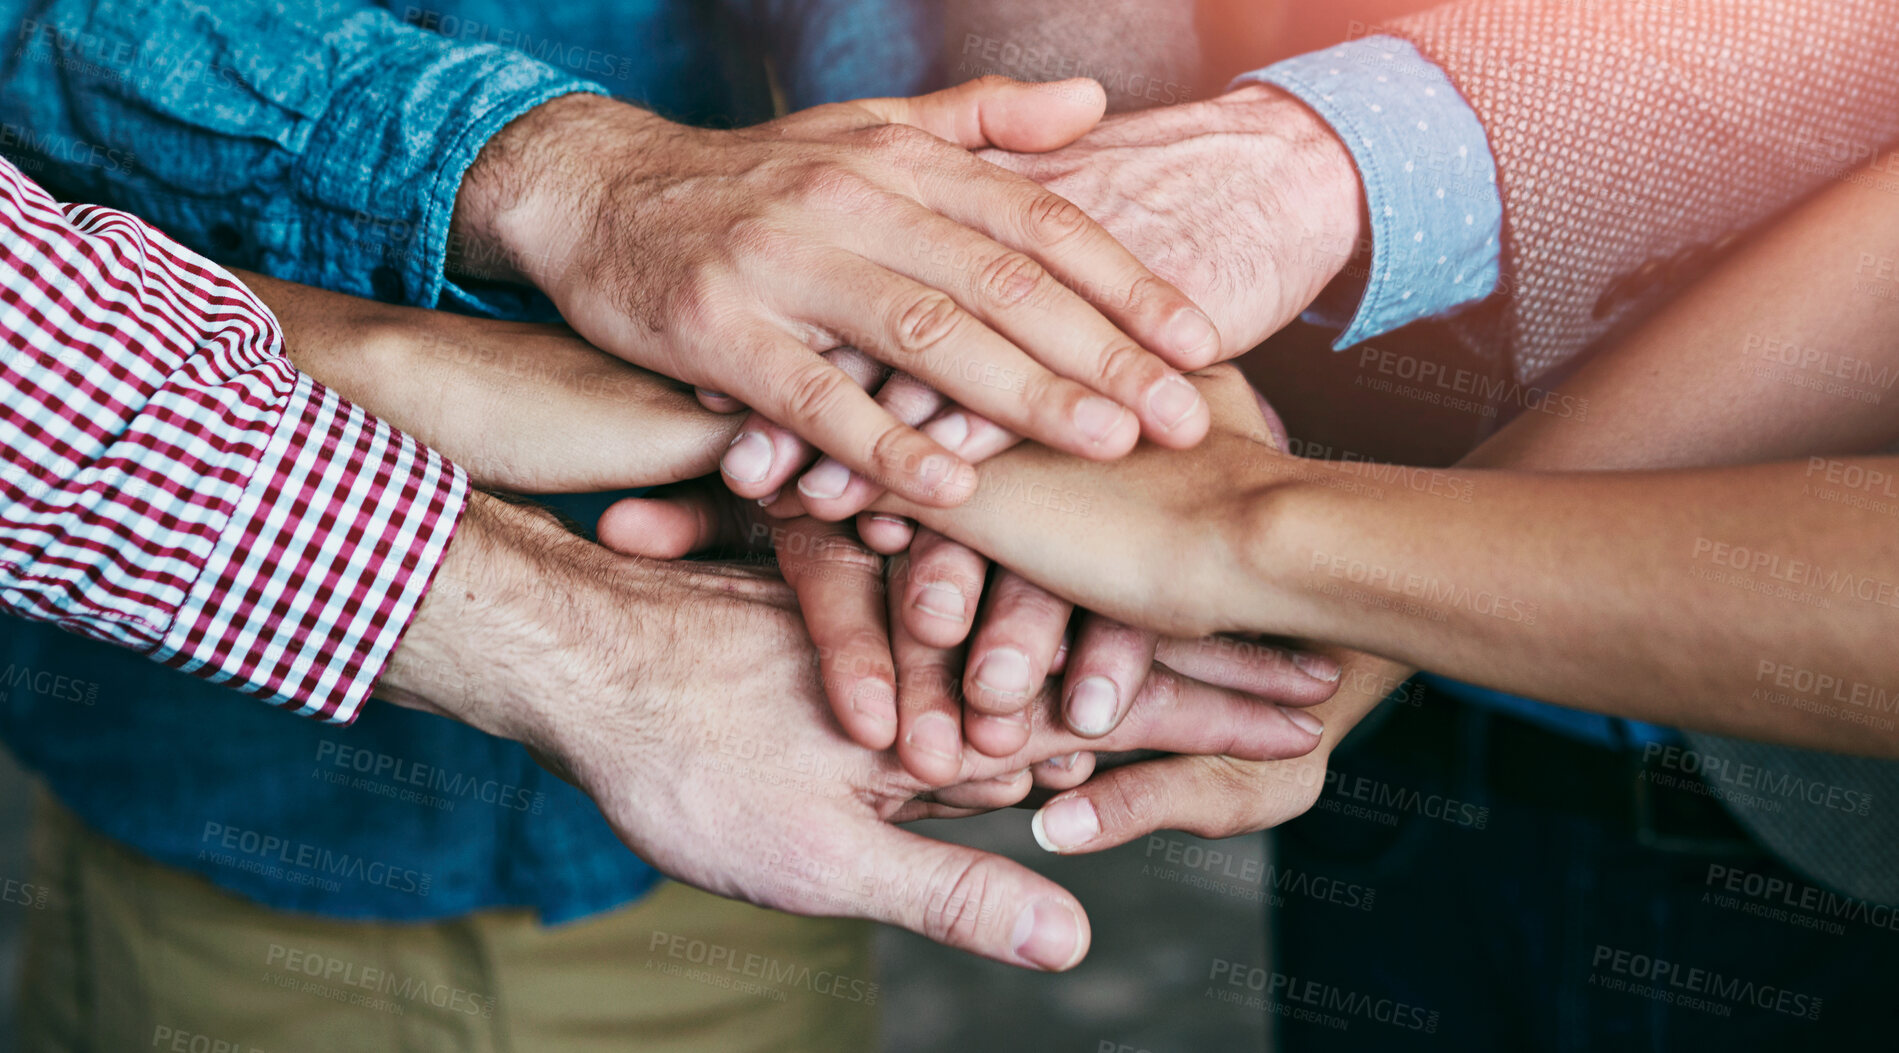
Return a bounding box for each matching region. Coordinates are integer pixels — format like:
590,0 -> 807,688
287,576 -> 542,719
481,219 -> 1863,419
448,77 -> 1227,507
982,83 -> 1363,358
376,494 -> 1325,970
242,271 -> 739,493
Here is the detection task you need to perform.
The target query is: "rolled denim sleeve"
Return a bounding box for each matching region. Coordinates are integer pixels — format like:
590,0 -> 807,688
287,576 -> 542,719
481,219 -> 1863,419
0,0 -> 606,312
1234,35 -> 1503,349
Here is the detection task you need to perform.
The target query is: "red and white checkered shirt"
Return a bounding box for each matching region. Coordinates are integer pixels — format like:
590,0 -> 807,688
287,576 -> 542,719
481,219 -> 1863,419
0,158 -> 467,723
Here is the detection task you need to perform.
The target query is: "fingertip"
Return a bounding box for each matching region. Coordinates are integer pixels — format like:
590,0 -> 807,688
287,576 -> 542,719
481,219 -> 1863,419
1282,706 -> 1326,739
1030,795 -> 1101,855
857,513 -> 916,554
843,679 -> 899,750
1158,307 -> 1223,369
1010,895 -> 1090,972
900,710 -> 965,786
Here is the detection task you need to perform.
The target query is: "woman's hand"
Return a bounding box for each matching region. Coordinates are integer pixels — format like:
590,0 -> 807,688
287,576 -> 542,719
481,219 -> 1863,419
875,364 -> 1307,639
239,271 -> 740,493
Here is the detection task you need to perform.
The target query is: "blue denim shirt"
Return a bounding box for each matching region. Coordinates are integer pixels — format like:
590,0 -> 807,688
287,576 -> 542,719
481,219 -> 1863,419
0,0 -> 940,923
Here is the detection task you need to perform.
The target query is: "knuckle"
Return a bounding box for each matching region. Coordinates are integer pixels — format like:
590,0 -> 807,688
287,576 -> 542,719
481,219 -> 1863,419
976,251 -> 1049,309
1099,774 -> 1167,835
892,291 -> 966,358
783,362 -> 853,425
658,268 -> 737,334
1021,191 -> 1090,246
791,164 -> 883,215
810,532 -> 885,576
866,423 -> 927,485
1092,339 -> 1161,390
723,216 -> 789,259
1123,273 -> 1184,320
858,122 -> 936,156
918,854 -> 1003,947
997,583 -> 1068,629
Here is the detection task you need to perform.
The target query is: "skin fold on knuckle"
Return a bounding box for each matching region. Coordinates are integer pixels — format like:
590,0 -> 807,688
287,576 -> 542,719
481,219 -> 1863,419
918,852 -> 1005,948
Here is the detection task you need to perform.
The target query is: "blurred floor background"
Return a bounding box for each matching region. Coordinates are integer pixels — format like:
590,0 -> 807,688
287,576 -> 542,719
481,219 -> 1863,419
0,745 -> 1268,1052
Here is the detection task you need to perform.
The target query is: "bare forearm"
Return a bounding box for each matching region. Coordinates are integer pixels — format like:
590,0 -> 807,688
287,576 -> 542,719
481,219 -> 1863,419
237,270 -> 739,492
1245,458 -> 1899,754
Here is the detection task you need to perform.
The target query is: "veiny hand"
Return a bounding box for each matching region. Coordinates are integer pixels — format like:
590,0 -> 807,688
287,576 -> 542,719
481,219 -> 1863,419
243,271 -> 739,493
981,83 -> 1364,358
378,495 -> 1325,970
450,76 -> 1226,508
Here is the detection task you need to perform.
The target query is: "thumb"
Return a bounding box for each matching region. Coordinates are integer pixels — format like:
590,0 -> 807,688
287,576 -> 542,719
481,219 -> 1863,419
1028,753 -> 1324,855
850,820 -> 1092,971
596,481 -> 765,559
853,75 -> 1107,152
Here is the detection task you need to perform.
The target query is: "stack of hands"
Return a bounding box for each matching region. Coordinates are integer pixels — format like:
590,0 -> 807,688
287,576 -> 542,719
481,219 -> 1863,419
265,74 -> 1377,974
268,69 -> 1899,973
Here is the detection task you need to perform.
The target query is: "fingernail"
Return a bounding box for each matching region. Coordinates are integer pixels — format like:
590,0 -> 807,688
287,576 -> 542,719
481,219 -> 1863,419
906,712 -> 961,761
1011,897 -> 1085,971
914,582 -> 967,621
1073,396 -> 1132,444
974,647 -> 1033,696
756,488 -> 780,507
1031,797 -> 1099,853
1145,374 -> 1203,431
1065,676 -> 1119,737
989,769 -> 1028,786
923,411 -> 971,452
798,457 -> 852,501
1283,707 -> 1326,737
868,514 -> 909,529
852,680 -> 895,728
696,387 -> 729,402
1293,652 -> 1341,683
1163,307 -> 1220,361
721,431 -> 774,484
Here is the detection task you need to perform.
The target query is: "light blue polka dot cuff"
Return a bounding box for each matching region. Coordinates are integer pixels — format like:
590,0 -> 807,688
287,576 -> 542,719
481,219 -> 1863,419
1235,35 -> 1503,350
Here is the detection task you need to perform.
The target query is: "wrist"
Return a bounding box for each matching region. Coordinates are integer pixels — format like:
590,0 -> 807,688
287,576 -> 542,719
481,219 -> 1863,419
449,93 -> 669,290
375,493 -> 633,746
1217,83 -> 1364,294
1226,462 -> 1389,640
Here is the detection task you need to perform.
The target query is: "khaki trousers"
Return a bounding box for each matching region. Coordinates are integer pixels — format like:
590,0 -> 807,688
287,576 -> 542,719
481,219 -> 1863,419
18,795 -> 878,1053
